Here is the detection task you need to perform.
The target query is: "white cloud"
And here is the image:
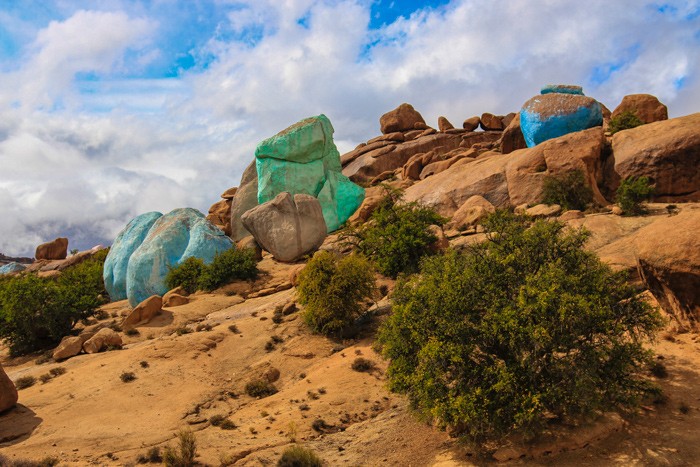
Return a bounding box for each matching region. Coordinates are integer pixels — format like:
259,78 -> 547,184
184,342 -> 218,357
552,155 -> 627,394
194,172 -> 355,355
0,0 -> 699,256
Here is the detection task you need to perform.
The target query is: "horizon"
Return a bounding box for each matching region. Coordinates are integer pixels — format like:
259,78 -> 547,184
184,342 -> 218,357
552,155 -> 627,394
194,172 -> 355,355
1,0 -> 699,257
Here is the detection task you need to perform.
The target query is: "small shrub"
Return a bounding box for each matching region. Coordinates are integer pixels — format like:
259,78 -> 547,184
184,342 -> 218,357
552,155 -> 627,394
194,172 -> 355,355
665,204 -> 679,216
137,446 -> 163,464
265,341 -> 276,352
297,252 -> 376,336
311,419 -> 329,432
120,371 -> 136,383
650,361 -> 668,378
39,373 -> 52,384
175,326 -> 192,336
277,445 -> 323,467
617,176 -> 654,215
140,360 -> 150,368
608,110 -> 644,134
0,455 -> 61,467
14,375 -> 36,390
245,379 -> 278,398
220,419 -> 237,430
163,429 -> 197,467
679,402 -> 691,414
378,210 -> 663,444
49,366 -> 66,377
197,248 -> 259,291
541,170 -> 594,211
351,357 -> 375,372
125,328 -> 140,336
345,187 -> 446,278
228,324 -> 240,334
210,414 -> 226,426
165,257 -> 206,294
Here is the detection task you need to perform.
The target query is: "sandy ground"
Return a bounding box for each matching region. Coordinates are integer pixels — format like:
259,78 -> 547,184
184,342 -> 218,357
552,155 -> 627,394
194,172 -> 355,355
2,208 -> 700,466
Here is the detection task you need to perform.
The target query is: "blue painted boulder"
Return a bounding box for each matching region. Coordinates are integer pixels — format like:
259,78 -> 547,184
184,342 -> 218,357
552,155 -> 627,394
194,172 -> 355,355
520,85 -> 603,147
126,208 -> 233,306
254,115 -> 364,232
0,262 -> 27,275
103,211 -> 162,302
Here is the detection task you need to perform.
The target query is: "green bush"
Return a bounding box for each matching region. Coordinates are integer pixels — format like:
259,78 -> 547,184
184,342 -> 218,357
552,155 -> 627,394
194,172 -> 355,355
608,110 -> 644,134
297,252 -> 376,336
277,445 -> 323,467
616,176 -> 655,215
378,210 -> 663,444
541,170 -> 594,211
0,256 -> 107,356
165,257 -> 206,294
163,430 -> 197,467
197,247 -> 258,291
165,248 -> 258,294
346,187 -> 445,278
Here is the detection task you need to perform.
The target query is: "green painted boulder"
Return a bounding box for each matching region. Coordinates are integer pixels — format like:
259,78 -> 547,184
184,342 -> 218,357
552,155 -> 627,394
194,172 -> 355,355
254,115 -> 364,232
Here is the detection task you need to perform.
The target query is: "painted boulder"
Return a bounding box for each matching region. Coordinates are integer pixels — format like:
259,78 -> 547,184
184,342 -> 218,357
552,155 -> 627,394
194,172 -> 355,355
0,262 -> 26,275
520,85 -> 603,147
103,211 -> 162,301
254,115 -> 364,232
126,208 -> 233,306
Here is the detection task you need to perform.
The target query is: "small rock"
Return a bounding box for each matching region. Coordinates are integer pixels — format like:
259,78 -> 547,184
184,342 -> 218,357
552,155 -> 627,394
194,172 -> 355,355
526,204 -> 562,218
53,336 -> 86,360
558,210 -> 585,222
83,328 -> 122,354
437,116 -> 454,132
35,237 -> 68,261
236,236 -> 263,261
380,103 -> 426,134
480,113 -> 504,131
462,116 -> 480,131
163,293 -> 189,307
123,295 -> 163,328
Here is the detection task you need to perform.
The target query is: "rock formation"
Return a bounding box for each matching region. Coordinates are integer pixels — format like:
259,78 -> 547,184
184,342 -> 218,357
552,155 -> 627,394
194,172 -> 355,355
242,192 -> 327,262
35,237 -> 68,260
0,262 -> 26,275
380,103 -> 427,133
611,94 -> 668,124
0,364 -> 17,413
520,85 -> 603,147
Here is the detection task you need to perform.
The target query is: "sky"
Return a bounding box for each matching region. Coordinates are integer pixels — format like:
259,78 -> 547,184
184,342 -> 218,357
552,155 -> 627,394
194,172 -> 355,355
0,0 -> 698,256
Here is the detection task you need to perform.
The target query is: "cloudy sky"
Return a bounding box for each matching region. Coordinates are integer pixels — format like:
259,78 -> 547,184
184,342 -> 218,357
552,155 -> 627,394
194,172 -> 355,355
0,0 -> 698,256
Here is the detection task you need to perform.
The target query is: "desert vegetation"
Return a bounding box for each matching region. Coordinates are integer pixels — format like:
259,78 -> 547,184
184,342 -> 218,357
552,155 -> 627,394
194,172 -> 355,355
616,176 -> 655,215
541,169 -> 594,211
165,247 -> 258,294
608,110 -> 644,134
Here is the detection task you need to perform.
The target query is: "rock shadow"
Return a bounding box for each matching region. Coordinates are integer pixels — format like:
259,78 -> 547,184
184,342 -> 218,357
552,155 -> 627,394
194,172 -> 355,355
0,404 -> 42,445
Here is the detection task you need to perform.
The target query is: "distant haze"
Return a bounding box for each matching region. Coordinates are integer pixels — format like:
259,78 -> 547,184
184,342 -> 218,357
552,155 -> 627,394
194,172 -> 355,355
0,0 -> 698,256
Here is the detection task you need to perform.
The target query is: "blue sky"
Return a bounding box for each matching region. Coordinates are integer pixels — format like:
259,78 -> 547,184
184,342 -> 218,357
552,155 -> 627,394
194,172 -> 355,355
0,0 -> 698,255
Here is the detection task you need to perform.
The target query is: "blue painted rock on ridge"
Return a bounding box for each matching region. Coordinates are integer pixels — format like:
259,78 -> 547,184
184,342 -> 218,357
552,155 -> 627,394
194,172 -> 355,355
126,208 -> 233,306
0,262 -> 26,275
103,211 -> 162,302
254,114 -> 364,232
520,85 -> 603,148
540,84 -> 583,95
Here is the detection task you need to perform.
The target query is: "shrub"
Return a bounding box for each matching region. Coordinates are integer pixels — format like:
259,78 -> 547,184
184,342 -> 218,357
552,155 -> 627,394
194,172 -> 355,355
608,110 -> 644,134
165,257 -> 206,294
49,366 -> 66,377
165,248 -> 259,294
541,170 -> 594,211
297,252 -> 376,336
351,357 -> 375,372
245,379 -> 278,398
136,446 -> 162,464
378,210 -> 663,444
277,445 -> 323,467
163,429 -> 197,467
0,256 -> 107,356
617,176 -> 655,215
120,371 -> 136,383
198,247 -> 258,291
0,454 -> 60,467
14,375 -> 36,390
346,187 -> 446,278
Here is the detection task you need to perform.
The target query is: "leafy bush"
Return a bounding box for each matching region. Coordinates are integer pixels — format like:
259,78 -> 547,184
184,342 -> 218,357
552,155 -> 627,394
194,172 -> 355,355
0,256 -> 107,356
163,430 -> 197,467
541,170 -> 594,211
165,257 -> 205,294
616,176 -> 655,215
378,210 -> 663,443
245,379 -> 278,398
277,445 -> 323,467
297,251 -> 376,336
165,248 -> 258,294
346,187 -> 445,278
608,110 -> 644,134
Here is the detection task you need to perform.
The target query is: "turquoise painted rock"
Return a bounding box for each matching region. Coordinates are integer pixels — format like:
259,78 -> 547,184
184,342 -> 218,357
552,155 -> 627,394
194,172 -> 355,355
126,208 -> 233,306
0,262 -> 26,275
103,211 -> 162,301
520,85 -> 603,147
254,115 -> 364,232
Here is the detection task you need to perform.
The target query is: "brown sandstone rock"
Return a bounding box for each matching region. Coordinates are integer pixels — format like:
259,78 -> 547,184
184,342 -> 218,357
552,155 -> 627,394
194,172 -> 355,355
635,210 -> 700,330
447,195 -> 496,230
499,113 -> 527,154
420,149 -> 477,179
437,116 -> 454,132
340,140 -> 396,166
83,328 -> 122,354
35,237 -> 68,260
505,127 -> 607,207
480,113 -> 504,131
230,161 -> 260,241
379,103 -> 426,134
123,295 -> 163,328
236,235 -> 263,261
612,113 -> 700,201
0,364 -> 18,413
163,293 -> 189,307
403,152 -> 511,217
221,187 -> 238,199
611,94 -> 668,124
348,188 -> 384,224
207,198 -> 232,236
501,112 -> 516,128
462,116 -> 480,131
558,210 -> 585,222
526,203 -> 562,218
53,335 -> 87,360
342,133 -> 463,184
